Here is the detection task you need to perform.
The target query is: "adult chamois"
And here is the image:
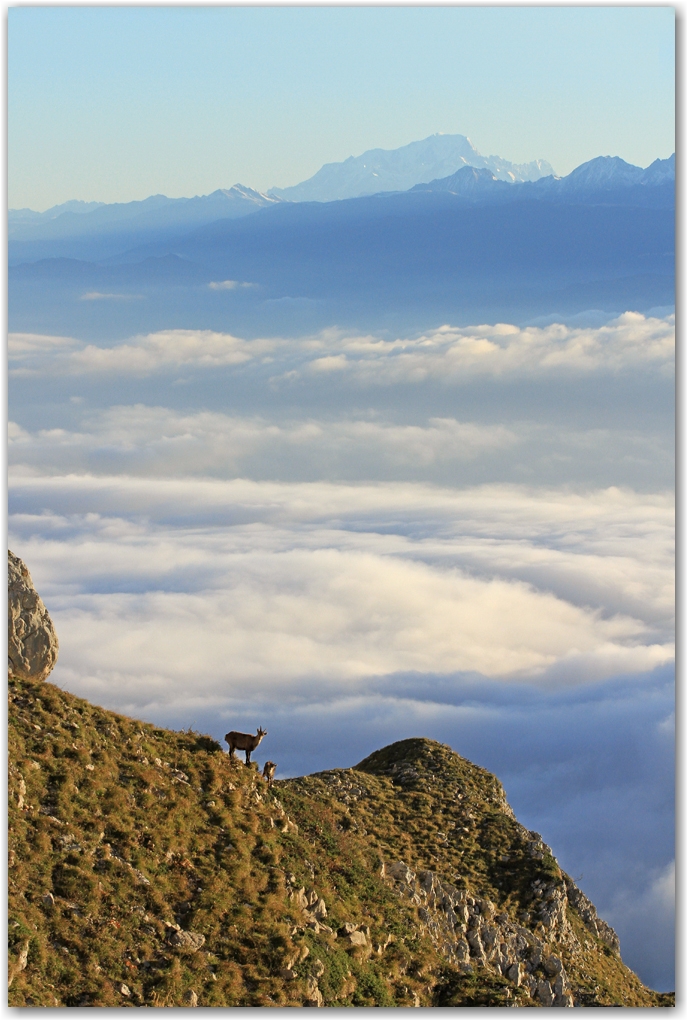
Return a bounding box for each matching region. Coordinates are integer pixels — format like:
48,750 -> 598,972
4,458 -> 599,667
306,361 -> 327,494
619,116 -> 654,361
225,726 -> 267,764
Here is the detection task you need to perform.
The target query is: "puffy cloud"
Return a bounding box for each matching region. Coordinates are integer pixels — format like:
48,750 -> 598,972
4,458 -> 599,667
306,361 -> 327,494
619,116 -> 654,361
8,312 -> 674,381
9,328 -> 279,376
291,312 -> 675,385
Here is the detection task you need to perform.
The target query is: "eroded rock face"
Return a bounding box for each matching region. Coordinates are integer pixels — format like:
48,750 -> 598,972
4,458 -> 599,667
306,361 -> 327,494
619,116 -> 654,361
384,861 -> 575,1007
8,550 -> 59,683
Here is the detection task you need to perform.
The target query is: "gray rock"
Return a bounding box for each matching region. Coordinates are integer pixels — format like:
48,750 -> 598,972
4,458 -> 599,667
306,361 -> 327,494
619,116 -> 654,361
166,929 -> 206,953
310,898 -> 327,921
564,875 -> 620,953
8,550 -> 59,683
183,990 -> 198,1007
455,938 -> 470,962
543,954 -> 563,977
341,930 -> 367,947
507,962 -> 523,986
291,887 -> 310,911
386,861 -> 416,885
536,979 -> 555,1007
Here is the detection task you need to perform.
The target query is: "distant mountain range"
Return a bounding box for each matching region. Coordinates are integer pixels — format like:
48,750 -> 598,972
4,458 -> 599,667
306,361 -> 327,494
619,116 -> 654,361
8,139 -> 674,340
9,185 -> 278,242
268,133 -> 555,202
411,154 -> 675,208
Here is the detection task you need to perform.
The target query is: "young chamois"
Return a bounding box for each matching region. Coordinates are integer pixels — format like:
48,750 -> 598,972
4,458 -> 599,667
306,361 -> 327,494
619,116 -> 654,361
225,726 -> 267,764
262,761 -> 277,787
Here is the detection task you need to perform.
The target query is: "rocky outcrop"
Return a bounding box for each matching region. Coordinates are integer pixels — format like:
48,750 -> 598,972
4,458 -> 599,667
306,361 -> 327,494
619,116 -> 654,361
383,860 -> 575,1007
564,875 -> 620,953
8,551 -> 58,683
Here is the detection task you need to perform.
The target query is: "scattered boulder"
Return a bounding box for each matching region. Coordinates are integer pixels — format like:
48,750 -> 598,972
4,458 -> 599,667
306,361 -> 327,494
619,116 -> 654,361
303,960 -> 326,1007
183,989 -> 198,1007
166,929 -> 206,953
8,550 -> 59,683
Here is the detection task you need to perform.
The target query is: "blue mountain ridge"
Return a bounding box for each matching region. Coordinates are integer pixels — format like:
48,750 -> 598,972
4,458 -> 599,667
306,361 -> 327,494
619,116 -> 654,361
8,153 -> 674,340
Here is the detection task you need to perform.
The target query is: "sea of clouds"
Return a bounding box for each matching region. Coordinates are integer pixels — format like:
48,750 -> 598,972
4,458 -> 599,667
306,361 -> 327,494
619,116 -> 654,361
9,311 -> 674,989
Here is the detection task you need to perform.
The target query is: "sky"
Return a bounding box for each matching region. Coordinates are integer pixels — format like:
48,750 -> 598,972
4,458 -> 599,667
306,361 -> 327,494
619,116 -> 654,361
7,2 -> 676,995
8,5 -> 675,210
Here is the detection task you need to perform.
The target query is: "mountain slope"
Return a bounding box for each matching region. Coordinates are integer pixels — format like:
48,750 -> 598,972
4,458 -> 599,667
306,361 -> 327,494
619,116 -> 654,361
9,677 -> 672,1007
269,133 -> 554,202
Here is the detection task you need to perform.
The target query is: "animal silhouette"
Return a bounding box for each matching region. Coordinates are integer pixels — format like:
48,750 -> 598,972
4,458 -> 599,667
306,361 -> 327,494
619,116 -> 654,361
225,727 -> 267,764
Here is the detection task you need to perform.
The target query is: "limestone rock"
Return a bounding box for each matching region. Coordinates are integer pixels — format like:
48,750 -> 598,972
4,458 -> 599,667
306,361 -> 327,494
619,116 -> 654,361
166,929 -> 206,953
564,875 -> 620,953
8,550 -> 59,683
303,986 -> 324,1007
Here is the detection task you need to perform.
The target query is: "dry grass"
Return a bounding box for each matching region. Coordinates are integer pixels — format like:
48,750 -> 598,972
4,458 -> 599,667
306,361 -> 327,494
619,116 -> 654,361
9,678 -> 672,1007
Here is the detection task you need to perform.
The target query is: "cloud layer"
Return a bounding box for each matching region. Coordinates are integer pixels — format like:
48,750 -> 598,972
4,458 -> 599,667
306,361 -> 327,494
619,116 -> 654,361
9,404 -> 674,492
8,310 -> 673,990
8,311 -> 674,380
9,477 -> 673,708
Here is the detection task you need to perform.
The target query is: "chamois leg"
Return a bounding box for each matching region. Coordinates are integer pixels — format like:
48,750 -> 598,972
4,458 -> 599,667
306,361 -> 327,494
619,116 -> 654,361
245,749 -> 251,765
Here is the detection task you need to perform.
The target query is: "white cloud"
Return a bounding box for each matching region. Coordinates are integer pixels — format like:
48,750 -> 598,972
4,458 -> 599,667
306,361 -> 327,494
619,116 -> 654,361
9,475 -> 673,712
288,312 -> 674,385
8,406 -> 520,478
9,328 -> 279,376
8,312 -> 674,380
8,402 -> 674,495
8,332 -> 79,355
208,279 -> 256,290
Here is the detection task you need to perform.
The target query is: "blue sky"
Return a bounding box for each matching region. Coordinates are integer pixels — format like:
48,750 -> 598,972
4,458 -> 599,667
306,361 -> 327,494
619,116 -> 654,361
9,5 -> 675,210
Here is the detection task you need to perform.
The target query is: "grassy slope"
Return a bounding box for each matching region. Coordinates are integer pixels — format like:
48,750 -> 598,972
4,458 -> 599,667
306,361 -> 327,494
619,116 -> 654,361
8,678 -> 672,1007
